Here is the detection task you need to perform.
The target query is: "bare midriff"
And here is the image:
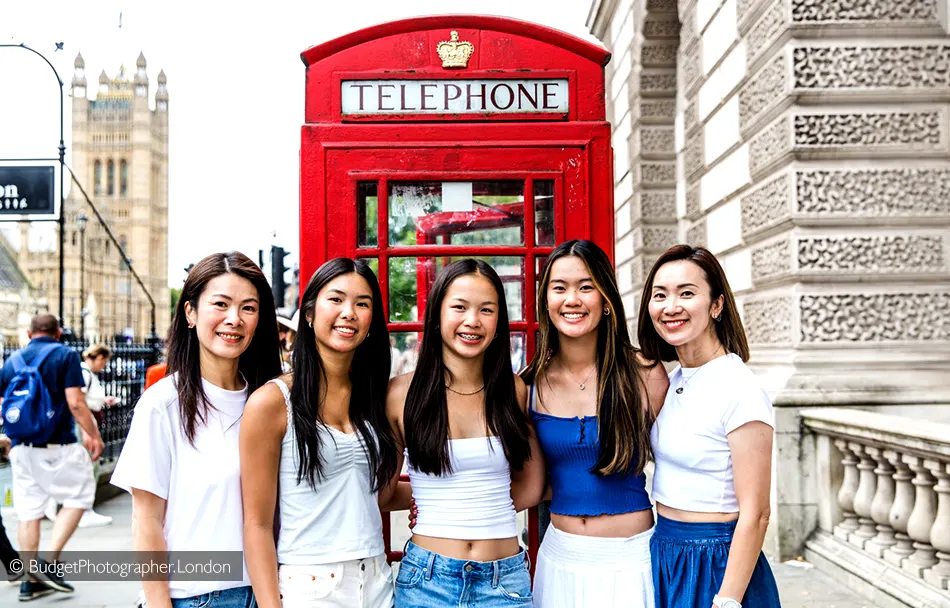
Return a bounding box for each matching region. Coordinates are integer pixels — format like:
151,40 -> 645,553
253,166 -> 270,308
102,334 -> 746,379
656,502 -> 739,523
551,508 -> 654,538
410,534 -> 522,562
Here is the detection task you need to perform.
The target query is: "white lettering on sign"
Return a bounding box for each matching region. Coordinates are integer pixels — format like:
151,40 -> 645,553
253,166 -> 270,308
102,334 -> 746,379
341,79 -> 569,115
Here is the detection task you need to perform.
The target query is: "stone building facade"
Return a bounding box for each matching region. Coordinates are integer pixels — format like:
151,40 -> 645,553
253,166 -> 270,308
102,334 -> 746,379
587,0 -> 950,573
17,52 -> 170,341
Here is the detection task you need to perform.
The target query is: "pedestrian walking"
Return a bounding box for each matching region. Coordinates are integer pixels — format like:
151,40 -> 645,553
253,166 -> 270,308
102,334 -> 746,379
0,434 -> 25,584
522,240 -> 668,608
387,259 -> 544,608
639,245 -> 780,608
0,313 -> 104,600
111,252 -> 282,608
242,258 -> 408,608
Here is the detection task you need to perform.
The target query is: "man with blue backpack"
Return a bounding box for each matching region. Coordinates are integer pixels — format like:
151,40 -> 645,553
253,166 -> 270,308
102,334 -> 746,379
0,314 -> 104,601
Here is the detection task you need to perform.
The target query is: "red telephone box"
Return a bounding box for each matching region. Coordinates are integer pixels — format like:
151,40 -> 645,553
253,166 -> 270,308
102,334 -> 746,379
299,14 -> 613,567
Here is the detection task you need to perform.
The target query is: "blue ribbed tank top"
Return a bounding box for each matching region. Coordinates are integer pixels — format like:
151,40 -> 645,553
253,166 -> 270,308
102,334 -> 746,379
529,384 -> 652,517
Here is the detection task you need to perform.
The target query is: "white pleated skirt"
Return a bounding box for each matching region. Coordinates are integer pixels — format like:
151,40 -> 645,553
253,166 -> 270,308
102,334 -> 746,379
533,523 -> 655,608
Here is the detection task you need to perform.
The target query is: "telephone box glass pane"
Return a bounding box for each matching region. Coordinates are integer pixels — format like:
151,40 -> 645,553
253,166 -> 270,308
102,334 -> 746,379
388,181 -> 525,247
388,256 -> 525,323
510,332 -> 527,372
534,180 -> 555,245
390,332 -> 421,377
357,182 -> 379,247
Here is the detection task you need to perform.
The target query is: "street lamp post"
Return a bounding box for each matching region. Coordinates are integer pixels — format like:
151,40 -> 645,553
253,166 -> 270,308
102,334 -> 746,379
127,258 -> 133,339
0,43 -> 67,329
77,211 -> 88,340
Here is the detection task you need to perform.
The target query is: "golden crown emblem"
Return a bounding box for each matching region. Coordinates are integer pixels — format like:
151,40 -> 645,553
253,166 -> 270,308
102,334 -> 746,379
437,31 -> 474,69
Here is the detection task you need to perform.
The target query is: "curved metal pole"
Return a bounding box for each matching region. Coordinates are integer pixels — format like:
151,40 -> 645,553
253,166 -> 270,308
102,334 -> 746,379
0,43 -> 66,329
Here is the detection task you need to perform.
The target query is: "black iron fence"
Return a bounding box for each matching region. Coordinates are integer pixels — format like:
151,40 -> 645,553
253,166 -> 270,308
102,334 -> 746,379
0,340 -> 162,463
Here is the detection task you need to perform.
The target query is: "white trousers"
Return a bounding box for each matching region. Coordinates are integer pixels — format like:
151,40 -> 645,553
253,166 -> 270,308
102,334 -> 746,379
533,523 -> 655,608
278,554 -> 393,608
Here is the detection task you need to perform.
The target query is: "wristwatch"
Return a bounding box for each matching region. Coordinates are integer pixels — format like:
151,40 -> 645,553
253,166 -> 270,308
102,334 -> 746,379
713,595 -> 741,608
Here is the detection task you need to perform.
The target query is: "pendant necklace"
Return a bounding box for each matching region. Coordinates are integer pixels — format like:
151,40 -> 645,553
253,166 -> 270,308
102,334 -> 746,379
560,360 -> 596,391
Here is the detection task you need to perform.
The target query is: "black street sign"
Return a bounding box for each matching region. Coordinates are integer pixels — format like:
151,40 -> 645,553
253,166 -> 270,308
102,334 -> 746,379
0,166 -> 56,215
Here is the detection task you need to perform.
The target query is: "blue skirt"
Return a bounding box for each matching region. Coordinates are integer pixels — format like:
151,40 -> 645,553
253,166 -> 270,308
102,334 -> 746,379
650,515 -> 781,608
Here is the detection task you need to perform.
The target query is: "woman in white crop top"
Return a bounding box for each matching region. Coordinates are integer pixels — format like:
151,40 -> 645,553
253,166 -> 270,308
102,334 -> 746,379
638,245 -> 781,608
240,259 -> 409,608
111,252 -> 282,608
386,259 -> 545,608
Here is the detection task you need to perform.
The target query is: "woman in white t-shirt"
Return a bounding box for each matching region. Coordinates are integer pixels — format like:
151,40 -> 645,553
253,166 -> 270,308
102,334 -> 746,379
241,258 -> 408,608
638,245 -> 781,608
111,252 -> 282,608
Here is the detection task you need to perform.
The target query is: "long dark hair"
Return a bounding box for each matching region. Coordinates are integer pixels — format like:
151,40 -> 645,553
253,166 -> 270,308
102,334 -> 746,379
638,244 -> 749,363
290,258 -> 396,491
167,252 -> 282,445
522,240 -> 653,477
404,259 -> 530,476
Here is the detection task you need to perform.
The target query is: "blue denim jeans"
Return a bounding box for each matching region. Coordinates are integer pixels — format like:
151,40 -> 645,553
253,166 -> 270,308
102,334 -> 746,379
395,541 -> 532,607
168,585 -> 256,608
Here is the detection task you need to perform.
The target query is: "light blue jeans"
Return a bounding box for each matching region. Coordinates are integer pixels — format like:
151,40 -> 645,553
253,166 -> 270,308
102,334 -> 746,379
395,541 -> 531,607
167,585 -> 256,608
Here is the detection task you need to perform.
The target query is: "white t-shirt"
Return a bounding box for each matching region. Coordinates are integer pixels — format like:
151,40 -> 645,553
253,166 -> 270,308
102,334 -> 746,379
111,374 -> 250,599
81,362 -> 106,412
650,353 -> 773,513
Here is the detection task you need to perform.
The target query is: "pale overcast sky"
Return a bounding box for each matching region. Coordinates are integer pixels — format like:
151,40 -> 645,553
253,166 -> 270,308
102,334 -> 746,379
1,1 -> 601,288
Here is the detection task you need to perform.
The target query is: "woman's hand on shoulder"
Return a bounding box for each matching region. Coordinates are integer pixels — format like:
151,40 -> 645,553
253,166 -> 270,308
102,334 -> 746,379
636,353 -> 669,418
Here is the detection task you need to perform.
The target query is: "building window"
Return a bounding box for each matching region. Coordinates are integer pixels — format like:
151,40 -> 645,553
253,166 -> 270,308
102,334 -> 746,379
94,160 -> 103,195
107,160 -> 115,195
72,231 -> 77,247
120,160 -> 128,196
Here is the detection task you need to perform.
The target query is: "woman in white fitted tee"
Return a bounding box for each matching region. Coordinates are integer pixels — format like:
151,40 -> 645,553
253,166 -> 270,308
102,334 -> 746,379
241,258 -> 410,608
637,245 -> 781,608
111,252 -> 282,608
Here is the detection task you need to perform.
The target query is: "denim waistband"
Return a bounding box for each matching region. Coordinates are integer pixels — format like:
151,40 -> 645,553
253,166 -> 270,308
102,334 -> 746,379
402,541 -> 528,579
653,514 -> 737,543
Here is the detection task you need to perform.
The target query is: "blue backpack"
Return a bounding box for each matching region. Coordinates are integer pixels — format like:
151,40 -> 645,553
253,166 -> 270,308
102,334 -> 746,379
1,343 -> 62,442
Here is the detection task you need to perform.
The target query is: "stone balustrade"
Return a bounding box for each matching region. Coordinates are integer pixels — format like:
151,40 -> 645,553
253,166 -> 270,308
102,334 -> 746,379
801,408 -> 950,607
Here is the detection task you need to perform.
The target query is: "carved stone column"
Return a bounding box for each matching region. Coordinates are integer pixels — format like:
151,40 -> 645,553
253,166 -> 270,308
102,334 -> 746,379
848,443 -> 879,548
834,439 -> 860,540
903,455 -> 939,577
923,461 -> 950,589
883,449 -> 916,566
864,446 -> 897,557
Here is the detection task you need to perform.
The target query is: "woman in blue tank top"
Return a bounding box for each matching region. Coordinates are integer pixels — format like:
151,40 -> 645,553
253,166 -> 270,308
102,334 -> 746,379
521,240 -> 669,608
386,259 -> 545,608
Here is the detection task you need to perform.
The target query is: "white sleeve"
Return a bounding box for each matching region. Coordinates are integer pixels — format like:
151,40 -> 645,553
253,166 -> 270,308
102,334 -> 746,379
110,393 -> 174,499
721,383 -> 774,434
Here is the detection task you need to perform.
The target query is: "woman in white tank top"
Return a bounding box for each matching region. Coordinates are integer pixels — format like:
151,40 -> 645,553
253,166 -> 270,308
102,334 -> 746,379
386,259 -> 545,608
241,259 -> 410,608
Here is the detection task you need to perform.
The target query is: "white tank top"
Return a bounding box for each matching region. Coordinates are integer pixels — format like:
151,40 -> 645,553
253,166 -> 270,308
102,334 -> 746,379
406,436 -> 518,540
270,379 -> 384,564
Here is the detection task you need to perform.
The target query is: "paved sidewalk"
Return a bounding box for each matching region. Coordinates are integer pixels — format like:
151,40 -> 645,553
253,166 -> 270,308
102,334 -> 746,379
2,494 -> 874,607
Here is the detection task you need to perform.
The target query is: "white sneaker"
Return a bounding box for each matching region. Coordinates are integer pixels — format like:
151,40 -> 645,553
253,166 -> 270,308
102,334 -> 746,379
44,502 -> 58,522
78,509 -> 113,528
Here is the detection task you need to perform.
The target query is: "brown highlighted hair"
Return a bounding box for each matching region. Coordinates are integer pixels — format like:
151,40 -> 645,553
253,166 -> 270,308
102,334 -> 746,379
83,344 -> 112,360
637,244 -> 749,363
522,240 -> 653,478
167,252 -> 282,445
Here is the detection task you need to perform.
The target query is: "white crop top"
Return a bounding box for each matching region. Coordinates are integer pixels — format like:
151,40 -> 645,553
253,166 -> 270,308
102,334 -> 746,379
270,379 -> 384,564
650,354 -> 773,513
406,436 -> 518,540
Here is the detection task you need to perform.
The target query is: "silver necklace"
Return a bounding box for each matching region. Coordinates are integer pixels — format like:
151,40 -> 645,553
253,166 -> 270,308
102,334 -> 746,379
675,348 -> 726,394
559,360 -> 596,391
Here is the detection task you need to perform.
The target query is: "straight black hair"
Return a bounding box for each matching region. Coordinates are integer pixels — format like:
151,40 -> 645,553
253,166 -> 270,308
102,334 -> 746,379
290,258 -> 396,491
167,252 -> 282,445
404,259 -> 531,476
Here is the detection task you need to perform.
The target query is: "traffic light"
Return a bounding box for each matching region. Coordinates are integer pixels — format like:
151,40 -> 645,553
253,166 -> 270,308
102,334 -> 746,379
270,246 -> 290,307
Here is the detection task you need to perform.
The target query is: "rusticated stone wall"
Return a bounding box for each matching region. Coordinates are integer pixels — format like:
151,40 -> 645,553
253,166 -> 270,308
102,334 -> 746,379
590,0 -> 950,571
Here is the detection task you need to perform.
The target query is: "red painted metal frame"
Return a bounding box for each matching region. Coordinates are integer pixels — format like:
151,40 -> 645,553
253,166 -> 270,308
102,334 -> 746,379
300,15 -> 614,577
